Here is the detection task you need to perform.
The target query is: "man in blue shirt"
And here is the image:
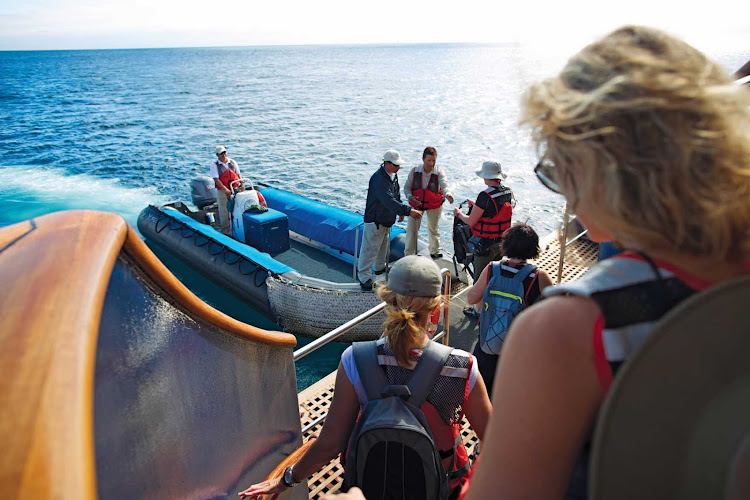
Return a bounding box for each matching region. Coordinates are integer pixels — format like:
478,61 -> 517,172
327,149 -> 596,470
357,150 -> 422,290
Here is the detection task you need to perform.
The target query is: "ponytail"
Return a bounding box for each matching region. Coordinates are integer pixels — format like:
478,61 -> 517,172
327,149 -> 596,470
377,286 -> 442,366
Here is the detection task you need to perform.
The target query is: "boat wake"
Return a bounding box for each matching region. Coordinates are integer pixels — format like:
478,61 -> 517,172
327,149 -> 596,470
0,165 -> 169,231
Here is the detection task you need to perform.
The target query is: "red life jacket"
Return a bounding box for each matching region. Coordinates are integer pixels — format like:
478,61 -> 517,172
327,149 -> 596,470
422,394 -> 472,491
471,186 -> 513,239
409,168 -> 444,210
215,159 -> 240,191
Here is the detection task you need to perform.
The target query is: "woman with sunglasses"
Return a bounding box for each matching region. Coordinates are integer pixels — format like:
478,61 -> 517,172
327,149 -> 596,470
466,26 -> 750,499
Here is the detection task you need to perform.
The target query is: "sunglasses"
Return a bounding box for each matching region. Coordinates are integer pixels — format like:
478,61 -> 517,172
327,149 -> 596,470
534,160 -> 562,194
217,151 -> 227,156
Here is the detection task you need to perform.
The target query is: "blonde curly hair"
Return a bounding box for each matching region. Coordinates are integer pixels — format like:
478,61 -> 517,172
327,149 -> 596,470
377,286 -> 442,367
523,25 -> 750,261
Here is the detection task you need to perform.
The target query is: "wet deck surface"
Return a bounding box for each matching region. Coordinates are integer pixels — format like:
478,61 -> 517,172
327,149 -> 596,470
297,235 -> 599,498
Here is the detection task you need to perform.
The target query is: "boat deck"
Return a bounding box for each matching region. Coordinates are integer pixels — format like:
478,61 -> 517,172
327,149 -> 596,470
202,201 -> 357,283
297,234 -> 599,498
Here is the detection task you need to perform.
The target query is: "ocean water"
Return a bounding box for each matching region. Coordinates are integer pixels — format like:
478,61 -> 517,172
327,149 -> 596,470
1,44 -> 746,388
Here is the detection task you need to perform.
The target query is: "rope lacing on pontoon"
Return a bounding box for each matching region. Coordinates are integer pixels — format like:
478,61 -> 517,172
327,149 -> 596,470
152,210 -> 272,289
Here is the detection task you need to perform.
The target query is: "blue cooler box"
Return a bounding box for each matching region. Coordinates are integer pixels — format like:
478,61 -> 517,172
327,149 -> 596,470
242,209 -> 290,254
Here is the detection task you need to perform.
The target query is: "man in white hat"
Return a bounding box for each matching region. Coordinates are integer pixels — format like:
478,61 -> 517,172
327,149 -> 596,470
357,150 -> 423,290
454,160 -> 515,285
209,145 -> 245,235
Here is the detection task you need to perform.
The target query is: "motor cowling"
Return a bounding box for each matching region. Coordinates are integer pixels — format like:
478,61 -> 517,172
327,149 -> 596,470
191,177 -> 217,209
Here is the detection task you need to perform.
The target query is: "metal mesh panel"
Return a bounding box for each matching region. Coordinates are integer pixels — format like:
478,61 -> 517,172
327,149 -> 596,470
378,343 -> 469,426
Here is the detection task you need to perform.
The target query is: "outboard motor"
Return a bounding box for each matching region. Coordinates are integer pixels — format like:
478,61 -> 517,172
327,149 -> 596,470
230,190 -> 263,242
191,176 -> 217,209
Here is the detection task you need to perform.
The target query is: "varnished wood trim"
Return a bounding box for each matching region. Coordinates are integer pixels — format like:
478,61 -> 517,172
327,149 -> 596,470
0,210 -> 298,500
122,224 -> 296,347
0,210 -> 127,499
260,438 -> 317,499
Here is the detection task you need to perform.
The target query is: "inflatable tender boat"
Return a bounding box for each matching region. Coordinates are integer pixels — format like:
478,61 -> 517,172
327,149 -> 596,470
138,178 -> 438,341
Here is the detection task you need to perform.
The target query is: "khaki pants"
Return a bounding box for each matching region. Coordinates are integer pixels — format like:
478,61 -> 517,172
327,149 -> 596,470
473,241 -> 503,280
357,223 -> 390,283
217,190 -> 231,235
405,206 -> 442,255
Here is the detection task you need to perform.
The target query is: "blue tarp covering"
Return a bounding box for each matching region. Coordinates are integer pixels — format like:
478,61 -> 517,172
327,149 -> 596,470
162,207 -> 294,275
261,187 -> 405,256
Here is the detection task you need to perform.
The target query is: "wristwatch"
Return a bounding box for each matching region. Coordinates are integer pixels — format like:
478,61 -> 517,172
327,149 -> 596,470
282,465 -> 299,487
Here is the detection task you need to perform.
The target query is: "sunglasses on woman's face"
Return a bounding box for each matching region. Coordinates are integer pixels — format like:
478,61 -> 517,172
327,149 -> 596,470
534,160 -> 562,194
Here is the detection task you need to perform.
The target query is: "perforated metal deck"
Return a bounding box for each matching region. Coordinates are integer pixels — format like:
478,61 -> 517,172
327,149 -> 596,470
298,236 -> 599,498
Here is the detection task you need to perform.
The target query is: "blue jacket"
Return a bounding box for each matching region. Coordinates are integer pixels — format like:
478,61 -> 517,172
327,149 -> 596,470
364,166 -> 412,227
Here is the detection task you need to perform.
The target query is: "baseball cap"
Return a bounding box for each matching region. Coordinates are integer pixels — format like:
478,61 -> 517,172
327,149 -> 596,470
383,149 -> 405,166
386,255 -> 442,297
215,145 -> 227,155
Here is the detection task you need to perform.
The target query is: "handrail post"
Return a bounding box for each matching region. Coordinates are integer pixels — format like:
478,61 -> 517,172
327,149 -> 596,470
556,202 -> 571,284
440,269 -> 451,345
353,222 -> 362,281
385,226 -> 391,279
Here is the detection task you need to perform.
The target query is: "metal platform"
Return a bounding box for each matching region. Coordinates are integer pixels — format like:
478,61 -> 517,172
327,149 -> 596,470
297,235 -> 599,498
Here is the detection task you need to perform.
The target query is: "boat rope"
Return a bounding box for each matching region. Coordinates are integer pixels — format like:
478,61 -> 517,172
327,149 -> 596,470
154,213 -> 171,233
194,233 -> 210,247
150,209 -> 275,289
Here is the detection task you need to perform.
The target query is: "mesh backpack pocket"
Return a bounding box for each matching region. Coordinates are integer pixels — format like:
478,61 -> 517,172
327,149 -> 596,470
343,340 -> 454,500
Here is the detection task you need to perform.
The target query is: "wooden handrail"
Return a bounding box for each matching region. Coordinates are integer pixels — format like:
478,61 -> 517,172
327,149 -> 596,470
0,210 -> 297,499
122,223 -> 296,347
0,211 -> 127,499
259,438 -> 317,499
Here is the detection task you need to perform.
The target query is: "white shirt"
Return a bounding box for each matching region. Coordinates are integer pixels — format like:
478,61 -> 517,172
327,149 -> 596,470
209,158 -> 240,179
404,164 -> 453,200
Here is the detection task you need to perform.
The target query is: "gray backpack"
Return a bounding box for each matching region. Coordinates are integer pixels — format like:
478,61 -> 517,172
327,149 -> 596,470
342,340 -> 455,500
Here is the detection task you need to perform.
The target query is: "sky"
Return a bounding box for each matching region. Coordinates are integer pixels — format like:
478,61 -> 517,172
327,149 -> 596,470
0,0 -> 749,55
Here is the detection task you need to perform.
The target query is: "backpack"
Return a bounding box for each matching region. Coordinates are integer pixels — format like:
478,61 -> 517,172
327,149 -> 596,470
343,340 -> 456,500
452,202 -> 475,276
479,262 -> 536,355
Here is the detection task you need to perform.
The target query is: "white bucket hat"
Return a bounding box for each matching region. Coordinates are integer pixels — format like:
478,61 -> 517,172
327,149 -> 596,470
475,161 -> 507,180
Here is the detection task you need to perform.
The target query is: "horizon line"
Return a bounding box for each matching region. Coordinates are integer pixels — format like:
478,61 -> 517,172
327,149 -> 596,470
0,40 -> 521,53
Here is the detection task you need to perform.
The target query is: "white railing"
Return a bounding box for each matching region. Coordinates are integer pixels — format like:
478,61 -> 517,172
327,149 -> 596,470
294,269 -> 452,362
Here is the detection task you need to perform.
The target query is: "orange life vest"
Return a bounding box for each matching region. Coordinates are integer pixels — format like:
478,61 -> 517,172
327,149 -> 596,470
471,186 -> 513,239
409,168 -> 444,210
422,401 -> 472,491
216,159 -> 240,191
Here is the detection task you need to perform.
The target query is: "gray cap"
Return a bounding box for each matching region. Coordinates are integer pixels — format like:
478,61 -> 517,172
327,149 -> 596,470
215,145 -> 227,155
383,149 -> 405,166
386,255 -> 442,297
475,160 -> 507,180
